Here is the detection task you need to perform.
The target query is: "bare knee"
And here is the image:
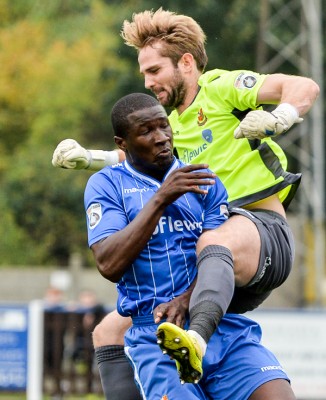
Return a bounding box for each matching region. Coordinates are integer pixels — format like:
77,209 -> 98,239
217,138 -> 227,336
92,309 -> 132,348
196,216 -> 260,286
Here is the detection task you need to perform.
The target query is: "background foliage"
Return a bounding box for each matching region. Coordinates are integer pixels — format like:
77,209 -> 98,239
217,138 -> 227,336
0,0 -> 324,266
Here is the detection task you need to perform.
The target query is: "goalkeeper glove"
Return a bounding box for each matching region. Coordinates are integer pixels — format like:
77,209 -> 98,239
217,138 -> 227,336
52,139 -> 119,171
234,103 -> 303,140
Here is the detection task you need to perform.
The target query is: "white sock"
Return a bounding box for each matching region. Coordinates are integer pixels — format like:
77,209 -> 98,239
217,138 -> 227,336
187,329 -> 207,356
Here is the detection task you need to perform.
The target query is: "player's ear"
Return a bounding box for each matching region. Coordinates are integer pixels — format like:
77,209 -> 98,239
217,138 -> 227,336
179,53 -> 194,71
114,136 -> 127,152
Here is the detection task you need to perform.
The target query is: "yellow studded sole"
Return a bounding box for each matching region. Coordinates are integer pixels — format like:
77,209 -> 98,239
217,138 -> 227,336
157,322 -> 203,384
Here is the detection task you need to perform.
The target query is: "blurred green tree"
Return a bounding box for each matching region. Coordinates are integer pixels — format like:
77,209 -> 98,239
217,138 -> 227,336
0,0 -> 323,266
0,0 -> 134,265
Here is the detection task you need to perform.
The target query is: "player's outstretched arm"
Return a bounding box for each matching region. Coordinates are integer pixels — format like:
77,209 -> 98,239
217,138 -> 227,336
52,139 -> 125,171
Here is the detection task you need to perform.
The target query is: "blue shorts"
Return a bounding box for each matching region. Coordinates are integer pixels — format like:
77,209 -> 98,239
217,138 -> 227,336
125,316 -> 206,400
124,314 -> 290,400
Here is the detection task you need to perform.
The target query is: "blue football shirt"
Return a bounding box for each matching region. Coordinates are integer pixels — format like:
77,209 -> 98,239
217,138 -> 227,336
84,158 -> 228,317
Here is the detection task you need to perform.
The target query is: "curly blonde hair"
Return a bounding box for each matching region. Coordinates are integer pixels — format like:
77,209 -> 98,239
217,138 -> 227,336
121,8 -> 208,71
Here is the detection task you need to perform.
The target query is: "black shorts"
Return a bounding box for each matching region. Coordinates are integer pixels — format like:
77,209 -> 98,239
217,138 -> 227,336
227,207 -> 295,314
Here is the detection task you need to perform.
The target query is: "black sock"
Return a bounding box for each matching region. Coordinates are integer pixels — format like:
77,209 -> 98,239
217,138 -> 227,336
95,345 -> 142,400
189,245 -> 234,343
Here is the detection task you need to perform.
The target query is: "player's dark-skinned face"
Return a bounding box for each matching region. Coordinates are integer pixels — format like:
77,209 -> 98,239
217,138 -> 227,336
124,105 -> 173,181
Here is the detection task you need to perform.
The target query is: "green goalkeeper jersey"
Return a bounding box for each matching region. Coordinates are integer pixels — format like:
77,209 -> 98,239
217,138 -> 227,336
169,69 -> 301,209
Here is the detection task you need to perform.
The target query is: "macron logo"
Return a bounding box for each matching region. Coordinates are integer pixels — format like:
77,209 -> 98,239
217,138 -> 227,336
124,187 -> 151,194
261,365 -> 284,373
152,216 -> 202,235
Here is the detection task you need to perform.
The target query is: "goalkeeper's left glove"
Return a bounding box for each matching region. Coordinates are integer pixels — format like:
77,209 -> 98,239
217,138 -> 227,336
234,103 -> 303,140
52,139 -> 90,169
52,139 -> 119,171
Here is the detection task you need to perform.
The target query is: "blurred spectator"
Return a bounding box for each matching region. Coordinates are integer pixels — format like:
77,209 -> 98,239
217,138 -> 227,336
70,289 -> 106,363
43,286 -> 67,396
43,286 -> 66,312
42,287 -> 106,395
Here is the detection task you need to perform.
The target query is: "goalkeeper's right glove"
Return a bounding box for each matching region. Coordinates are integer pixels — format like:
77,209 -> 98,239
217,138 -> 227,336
234,103 -> 303,140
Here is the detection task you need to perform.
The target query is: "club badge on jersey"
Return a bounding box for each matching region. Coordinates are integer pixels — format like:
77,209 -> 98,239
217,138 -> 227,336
234,73 -> 257,89
87,203 -> 102,229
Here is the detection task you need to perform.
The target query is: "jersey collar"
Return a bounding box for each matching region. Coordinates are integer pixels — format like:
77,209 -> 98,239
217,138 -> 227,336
124,157 -> 179,188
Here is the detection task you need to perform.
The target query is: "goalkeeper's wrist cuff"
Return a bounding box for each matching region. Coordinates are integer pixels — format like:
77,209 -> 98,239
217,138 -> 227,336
86,150 -> 119,170
271,103 -> 302,134
273,103 -> 299,120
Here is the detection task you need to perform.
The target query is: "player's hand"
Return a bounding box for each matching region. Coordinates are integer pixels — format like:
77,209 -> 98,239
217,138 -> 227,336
154,280 -> 196,328
154,297 -> 189,328
157,164 -> 216,206
234,108 -> 303,140
52,139 -> 90,169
